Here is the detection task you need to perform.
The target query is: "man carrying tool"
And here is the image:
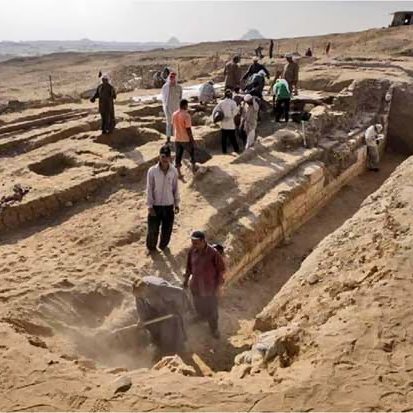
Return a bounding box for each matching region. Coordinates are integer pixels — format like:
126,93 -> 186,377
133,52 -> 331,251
133,275 -> 191,357
183,231 -> 226,339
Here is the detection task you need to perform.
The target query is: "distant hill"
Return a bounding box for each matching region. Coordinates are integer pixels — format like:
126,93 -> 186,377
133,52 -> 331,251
241,29 -> 265,41
0,38 -> 186,59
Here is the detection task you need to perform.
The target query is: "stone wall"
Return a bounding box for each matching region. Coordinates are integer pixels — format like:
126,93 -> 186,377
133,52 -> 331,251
226,146 -> 367,286
387,83 -> 413,155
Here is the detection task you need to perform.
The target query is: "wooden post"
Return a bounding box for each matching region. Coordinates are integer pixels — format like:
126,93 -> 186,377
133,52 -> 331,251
49,75 -> 54,100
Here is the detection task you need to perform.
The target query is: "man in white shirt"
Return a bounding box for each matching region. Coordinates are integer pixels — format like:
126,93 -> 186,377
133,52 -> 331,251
161,72 -> 183,143
365,123 -> 384,171
212,90 -> 240,154
146,146 -> 180,252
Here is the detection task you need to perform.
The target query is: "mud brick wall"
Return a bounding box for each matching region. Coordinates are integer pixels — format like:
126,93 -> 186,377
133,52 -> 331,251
225,146 -> 367,286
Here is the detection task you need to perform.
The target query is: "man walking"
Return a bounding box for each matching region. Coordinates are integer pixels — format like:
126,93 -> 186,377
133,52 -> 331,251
90,74 -> 117,134
241,94 -> 259,149
224,56 -> 242,91
183,231 -> 226,339
146,146 -> 180,252
212,90 -> 240,154
172,99 -> 196,178
161,72 -> 183,142
283,54 -> 299,96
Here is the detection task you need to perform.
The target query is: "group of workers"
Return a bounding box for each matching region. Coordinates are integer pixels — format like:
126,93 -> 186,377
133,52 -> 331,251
89,50 -> 384,357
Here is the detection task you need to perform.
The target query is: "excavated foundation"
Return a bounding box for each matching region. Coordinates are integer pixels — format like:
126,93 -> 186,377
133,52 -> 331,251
1,78 -> 411,379
20,152 -> 404,374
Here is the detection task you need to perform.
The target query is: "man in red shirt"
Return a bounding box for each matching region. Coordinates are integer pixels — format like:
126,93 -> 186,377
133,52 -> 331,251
172,99 -> 196,179
182,230 -> 225,339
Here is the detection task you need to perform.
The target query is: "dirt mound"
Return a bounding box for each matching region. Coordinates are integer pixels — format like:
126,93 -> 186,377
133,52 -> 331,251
247,157 -> 413,410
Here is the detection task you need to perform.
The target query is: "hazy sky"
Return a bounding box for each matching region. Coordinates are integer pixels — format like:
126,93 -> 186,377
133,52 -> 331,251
1,1 -> 412,43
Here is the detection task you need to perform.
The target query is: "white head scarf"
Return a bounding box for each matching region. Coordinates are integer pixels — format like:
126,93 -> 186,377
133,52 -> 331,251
375,124 -> 383,133
244,94 -> 253,102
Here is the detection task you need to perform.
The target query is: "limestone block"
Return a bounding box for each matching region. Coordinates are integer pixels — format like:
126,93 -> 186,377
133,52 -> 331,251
283,193 -> 307,221
252,324 -> 301,364
152,355 -> 196,377
300,162 -> 325,185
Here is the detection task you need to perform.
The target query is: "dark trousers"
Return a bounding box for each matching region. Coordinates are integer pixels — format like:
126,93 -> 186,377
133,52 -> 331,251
146,205 -> 174,250
275,98 -> 290,122
175,142 -> 195,167
192,294 -> 219,333
221,129 -> 240,154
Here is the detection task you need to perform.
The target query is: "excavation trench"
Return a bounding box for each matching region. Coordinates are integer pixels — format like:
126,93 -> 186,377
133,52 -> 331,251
34,151 -> 406,374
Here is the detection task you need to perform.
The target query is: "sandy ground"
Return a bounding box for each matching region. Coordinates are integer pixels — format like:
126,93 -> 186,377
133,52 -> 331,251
1,24 -> 413,411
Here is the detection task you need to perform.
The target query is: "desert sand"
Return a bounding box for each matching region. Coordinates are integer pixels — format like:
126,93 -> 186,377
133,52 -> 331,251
0,25 -> 413,411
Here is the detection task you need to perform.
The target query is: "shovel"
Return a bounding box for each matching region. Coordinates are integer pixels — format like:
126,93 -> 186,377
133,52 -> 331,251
109,314 -> 175,338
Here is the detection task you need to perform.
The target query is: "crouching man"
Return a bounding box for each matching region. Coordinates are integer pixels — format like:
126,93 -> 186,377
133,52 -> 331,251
365,123 -> 384,171
133,276 -> 190,357
182,231 -> 226,339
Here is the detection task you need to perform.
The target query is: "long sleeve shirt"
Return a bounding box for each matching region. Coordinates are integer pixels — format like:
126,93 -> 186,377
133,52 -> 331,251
146,163 -> 180,208
365,125 -> 384,148
241,100 -> 259,134
283,62 -> 299,86
212,98 -> 239,130
186,245 -> 226,296
161,82 -> 183,115
224,61 -> 242,89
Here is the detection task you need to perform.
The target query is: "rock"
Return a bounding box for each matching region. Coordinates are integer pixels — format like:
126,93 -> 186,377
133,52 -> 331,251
113,376 -> 132,394
152,355 -> 196,376
106,367 -> 128,375
65,201 -> 73,208
230,364 -> 251,379
307,273 -> 320,285
234,351 -> 252,366
28,336 -> 48,349
75,359 -> 96,370
253,324 -> 301,364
